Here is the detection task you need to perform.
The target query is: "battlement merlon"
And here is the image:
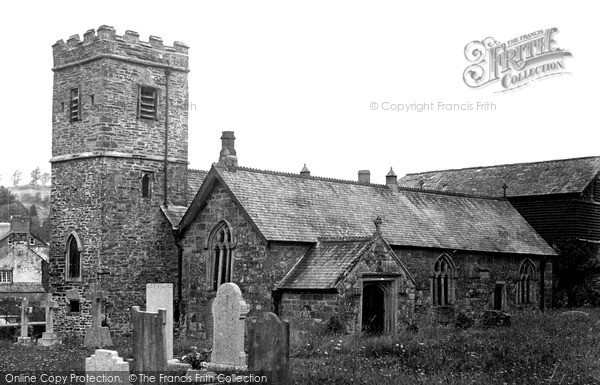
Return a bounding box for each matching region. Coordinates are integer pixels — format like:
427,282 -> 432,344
52,26 -> 189,72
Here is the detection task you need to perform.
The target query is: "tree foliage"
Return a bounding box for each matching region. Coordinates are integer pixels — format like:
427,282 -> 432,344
0,186 -> 17,205
30,167 -> 41,185
11,170 -> 22,187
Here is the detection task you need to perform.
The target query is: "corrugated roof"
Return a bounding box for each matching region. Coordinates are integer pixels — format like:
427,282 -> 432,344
181,166 -> 555,256
399,156 -> 600,197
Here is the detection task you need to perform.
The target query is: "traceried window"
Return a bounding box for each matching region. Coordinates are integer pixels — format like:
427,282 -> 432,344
66,234 -> 82,281
137,86 -> 158,120
432,254 -> 456,306
70,88 -> 81,123
208,222 -> 234,291
0,270 -> 12,283
518,259 -> 536,305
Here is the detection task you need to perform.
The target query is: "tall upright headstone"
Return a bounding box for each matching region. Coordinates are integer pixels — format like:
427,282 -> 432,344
146,283 -> 173,359
132,306 -> 167,372
206,283 -> 249,371
85,349 -> 131,385
248,312 -> 290,385
38,293 -> 62,346
17,298 -> 32,345
84,290 -> 113,348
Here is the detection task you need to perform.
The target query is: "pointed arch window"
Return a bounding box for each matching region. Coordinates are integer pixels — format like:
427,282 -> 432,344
141,172 -> 153,198
518,259 -> 536,305
208,222 -> 234,291
66,233 -> 82,281
431,254 -> 456,306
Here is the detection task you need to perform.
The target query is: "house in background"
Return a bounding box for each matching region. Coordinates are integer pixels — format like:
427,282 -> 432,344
0,216 -> 48,300
399,157 -> 600,307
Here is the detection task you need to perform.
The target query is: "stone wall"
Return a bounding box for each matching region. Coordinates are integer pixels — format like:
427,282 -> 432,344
279,238 -> 417,335
179,181 -> 310,340
50,157 -> 184,335
395,247 -> 552,316
50,26 -> 189,336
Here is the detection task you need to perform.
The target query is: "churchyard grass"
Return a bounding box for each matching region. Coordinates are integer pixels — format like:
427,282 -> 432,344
292,309 -> 600,384
0,309 -> 598,384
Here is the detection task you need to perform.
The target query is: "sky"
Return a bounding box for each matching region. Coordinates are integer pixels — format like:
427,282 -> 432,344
0,1 -> 597,186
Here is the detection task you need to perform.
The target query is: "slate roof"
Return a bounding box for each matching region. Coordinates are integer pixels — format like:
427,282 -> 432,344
188,169 -> 208,199
399,156 -> 600,198
278,238 -> 372,289
180,166 -> 556,256
160,205 -> 188,229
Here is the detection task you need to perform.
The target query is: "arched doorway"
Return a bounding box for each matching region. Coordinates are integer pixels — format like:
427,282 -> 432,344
362,283 -> 385,334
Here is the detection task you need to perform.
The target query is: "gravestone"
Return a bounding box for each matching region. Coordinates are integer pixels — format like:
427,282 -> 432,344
84,290 -> 113,348
38,293 -> 62,346
17,298 -> 33,345
248,312 -> 290,385
132,306 -> 167,372
146,283 -> 173,359
206,283 -> 250,371
85,349 -> 131,385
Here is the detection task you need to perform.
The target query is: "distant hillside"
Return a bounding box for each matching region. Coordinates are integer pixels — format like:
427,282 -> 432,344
8,185 -> 50,222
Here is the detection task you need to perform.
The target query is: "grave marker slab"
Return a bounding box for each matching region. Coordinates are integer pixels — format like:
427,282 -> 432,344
38,293 -> 62,346
85,349 -> 131,385
84,290 -> 113,348
17,298 -> 32,345
206,283 -> 249,371
132,306 -> 167,372
146,283 -> 173,359
248,312 -> 290,385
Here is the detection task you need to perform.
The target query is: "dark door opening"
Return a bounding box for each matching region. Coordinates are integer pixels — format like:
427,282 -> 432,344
362,283 -> 385,334
493,284 -> 504,310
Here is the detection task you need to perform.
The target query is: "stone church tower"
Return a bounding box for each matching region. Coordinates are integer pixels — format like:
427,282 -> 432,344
49,26 -> 190,334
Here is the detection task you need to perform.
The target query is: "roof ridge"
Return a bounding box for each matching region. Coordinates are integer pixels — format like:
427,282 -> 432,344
189,168 -> 208,173
404,155 -> 600,176
222,166 -> 505,200
317,236 -> 372,243
398,186 -> 504,201
231,166 -> 389,188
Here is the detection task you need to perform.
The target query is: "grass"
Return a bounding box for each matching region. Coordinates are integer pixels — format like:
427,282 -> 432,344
290,309 -> 600,384
0,309 -> 598,384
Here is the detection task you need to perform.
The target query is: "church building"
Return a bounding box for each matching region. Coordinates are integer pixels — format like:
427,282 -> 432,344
49,26 -> 555,338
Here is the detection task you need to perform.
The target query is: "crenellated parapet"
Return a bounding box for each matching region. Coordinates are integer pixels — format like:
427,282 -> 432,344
52,25 -> 189,71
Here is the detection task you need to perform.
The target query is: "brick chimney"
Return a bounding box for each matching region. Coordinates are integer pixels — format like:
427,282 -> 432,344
219,131 -> 238,167
358,170 -> 370,184
10,215 -> 31,234
386,167 -> 397,189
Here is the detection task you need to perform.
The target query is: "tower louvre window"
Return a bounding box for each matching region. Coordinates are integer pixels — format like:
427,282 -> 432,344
138,86 -> 158,120
594,178 -> 600,202
70,88 -> 81,122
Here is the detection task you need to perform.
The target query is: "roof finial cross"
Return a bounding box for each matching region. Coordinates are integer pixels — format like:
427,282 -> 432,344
419,180 -> 424,190
502,183 -> 508,198
373,216 -> 383,234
